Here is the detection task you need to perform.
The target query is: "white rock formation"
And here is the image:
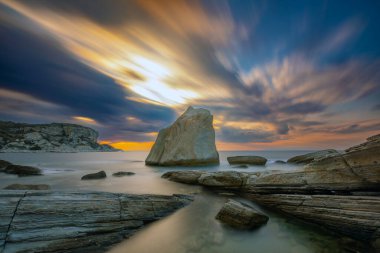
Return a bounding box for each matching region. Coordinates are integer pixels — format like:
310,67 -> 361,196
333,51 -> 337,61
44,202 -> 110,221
145,106 -> 219,166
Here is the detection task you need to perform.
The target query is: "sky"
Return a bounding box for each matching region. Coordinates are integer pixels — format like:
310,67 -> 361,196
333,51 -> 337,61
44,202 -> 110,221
0,0 -> 379,151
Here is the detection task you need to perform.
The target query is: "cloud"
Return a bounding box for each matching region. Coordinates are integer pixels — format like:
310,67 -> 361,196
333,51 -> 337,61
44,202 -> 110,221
0,0 -> 379,149
219,126 -> 276,143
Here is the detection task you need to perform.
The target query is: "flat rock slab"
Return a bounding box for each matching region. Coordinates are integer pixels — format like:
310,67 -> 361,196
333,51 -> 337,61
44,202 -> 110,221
227,156 -> 267,165
216,199 -> 268,229
0,190 -> 192,253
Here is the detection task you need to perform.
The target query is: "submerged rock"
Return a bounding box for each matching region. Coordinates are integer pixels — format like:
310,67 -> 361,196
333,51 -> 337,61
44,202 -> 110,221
233,164 -> 249,168
287,149 -> 339,164
215,199 -> 268,229
0,160 -> 12,172
4,164 -> 42,176
0,121 -> 118,152
0,190 -> 192,252
4,184 -> 50,190
81,170 -> 107,180
145,106 -> 219,166
274,160 -> 286,164
112,171 -> 135,177
227,156 -> 267,165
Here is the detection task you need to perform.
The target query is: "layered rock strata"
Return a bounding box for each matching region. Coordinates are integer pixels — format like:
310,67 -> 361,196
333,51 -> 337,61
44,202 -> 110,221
0,191 -> 192,253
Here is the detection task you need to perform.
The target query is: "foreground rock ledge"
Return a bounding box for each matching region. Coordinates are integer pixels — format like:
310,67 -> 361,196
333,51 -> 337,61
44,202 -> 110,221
145,106 -> 219,166
0,191 -> 192,253
162,133 -> 380,251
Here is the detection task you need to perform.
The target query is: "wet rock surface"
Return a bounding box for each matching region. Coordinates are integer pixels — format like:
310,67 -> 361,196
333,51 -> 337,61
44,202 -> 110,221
227,156 -> 267,165
3,184 -> 50,190
0,191 -> 192,253
81,170 -> 107,180
145,107 -> 219,166
215,199 -> 268,229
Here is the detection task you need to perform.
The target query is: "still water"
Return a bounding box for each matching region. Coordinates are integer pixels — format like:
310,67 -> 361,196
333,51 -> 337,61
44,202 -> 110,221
0,151 -> 342,253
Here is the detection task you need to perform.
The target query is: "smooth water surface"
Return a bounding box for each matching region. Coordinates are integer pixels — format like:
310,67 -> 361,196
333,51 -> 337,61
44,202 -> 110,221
0,151 -> 342,253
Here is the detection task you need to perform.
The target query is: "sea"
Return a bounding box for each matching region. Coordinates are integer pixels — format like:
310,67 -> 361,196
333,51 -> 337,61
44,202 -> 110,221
0,151 -> 343,253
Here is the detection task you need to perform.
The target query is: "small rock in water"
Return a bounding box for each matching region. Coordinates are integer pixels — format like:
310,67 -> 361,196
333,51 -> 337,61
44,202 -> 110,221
227,156 -> 267,165
4,164 -> 42,176
274,160 -> 286,164
112,171 -> 135,177
215,199 -> 269,229
233,164 -> 249,168
81,170 -> 107,180
218,192 -> 236,196
4,184 -> 50,190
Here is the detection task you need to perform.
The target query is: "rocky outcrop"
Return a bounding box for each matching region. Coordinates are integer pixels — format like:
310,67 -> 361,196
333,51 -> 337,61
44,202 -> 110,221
0,191 -> 192,253
287,149 -> 339,164
4,184 -> 50,190
112,171 -> 135,177
81,171 -> 107,180
162,134 -> 380,251
215,199 -> 268,229
0,121 -> 118,152
145,106 -> 219,166
4,165 -> 42,176
227,156 -> 267,165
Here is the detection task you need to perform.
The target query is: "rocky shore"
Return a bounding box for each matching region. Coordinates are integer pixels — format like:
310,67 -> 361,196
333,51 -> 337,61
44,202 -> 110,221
0,121 -> 118,152
162,134 -> 380,252
0,191 -> 192,253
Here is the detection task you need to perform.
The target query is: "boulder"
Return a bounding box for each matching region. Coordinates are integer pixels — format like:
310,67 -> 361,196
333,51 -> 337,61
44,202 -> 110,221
287,149 -> 339,164
81,170 -> 106,180
215,199 -> 268,229
0,190 -> 192,252
0,160 -> 12,172
227,156 -> 267,165
145,106 -> 219,166
4,184 -> 50,190
4,164 -> 42,176
112,171 -> 135,177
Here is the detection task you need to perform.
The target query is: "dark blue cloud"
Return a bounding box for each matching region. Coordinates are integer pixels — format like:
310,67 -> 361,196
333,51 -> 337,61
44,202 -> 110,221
0,20 -> 175,140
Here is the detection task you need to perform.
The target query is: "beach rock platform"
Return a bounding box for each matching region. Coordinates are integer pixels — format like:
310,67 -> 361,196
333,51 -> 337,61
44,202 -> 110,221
0,190 -> 192,253
145,106 -> 219,166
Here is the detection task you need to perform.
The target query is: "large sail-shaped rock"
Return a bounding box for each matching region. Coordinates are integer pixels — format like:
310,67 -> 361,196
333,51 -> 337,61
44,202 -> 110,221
146,106 -> 219,166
